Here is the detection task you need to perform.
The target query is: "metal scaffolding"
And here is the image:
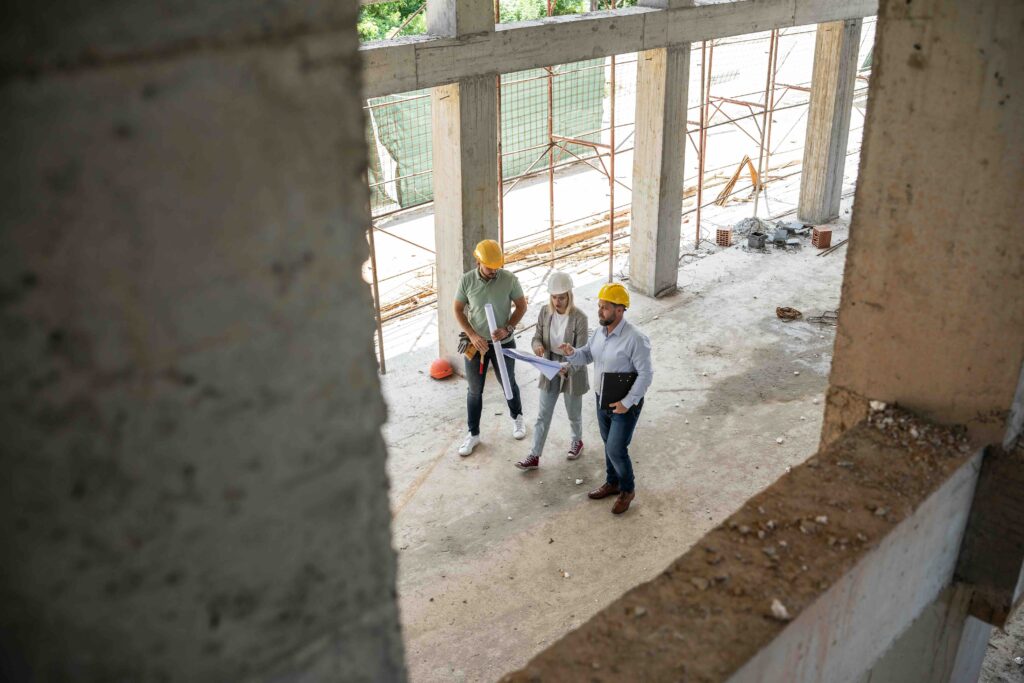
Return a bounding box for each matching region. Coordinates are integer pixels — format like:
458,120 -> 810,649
363,20 -> 876,372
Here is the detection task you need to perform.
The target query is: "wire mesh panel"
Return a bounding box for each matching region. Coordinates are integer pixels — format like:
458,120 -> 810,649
500,60 -> 606,182
366,91 -> 432,215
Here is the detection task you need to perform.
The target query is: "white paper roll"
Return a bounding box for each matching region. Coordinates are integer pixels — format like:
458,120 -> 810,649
484,303 -> 514,400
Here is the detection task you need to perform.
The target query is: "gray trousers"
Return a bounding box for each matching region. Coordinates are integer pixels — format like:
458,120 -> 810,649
531,380 -> 583,457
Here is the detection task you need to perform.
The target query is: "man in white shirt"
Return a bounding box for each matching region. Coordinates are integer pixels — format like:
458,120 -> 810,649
560,283 -> 653,514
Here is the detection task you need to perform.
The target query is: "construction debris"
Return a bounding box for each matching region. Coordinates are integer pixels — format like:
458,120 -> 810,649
769,599 -> 793,621
733,217 -> 768,236
807,310 -> 839,325
776,307 -> 803,321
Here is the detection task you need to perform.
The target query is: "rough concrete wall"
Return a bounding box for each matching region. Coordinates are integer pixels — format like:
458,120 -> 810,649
851,585 -> 991,683
0,3 -> 406,682
823,0 -> 1024,447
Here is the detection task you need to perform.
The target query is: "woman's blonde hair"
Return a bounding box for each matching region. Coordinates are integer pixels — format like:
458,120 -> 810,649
549,289 -> 574,315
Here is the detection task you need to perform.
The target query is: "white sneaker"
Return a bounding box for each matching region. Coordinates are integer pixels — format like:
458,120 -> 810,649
512,415 -> 526,440
458,432 -> 481,457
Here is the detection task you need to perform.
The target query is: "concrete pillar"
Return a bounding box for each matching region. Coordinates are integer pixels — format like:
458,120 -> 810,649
822,0 -> 1024,448
821,0 -> 1024,679
0,4 -> 404,683
629,43 -> 691,298
797,19 -> 862,225
429,0 -> 498,368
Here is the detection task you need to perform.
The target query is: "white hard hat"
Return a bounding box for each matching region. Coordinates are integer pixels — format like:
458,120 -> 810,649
548,271 -> 573,295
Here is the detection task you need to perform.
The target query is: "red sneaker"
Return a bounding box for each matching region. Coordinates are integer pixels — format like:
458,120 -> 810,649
515,454 -> 540,470
567,440 -> 584,460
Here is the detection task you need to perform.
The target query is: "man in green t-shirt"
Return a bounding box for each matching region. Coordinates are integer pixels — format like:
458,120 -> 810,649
454,239 -> 528,457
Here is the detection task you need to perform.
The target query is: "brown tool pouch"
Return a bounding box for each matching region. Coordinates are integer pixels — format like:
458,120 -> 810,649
458,332 -> 478,360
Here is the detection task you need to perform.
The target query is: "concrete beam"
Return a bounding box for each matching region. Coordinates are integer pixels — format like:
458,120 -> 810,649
629,44 -> 691,298
797,19 -> 862,224
431,75 -> 499,368
822,0 -> 1024,447
359,0 -> 877,98
500,409 -> 982,682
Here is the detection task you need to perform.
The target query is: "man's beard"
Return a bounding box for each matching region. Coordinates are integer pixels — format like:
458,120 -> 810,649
599,317 -> 613,326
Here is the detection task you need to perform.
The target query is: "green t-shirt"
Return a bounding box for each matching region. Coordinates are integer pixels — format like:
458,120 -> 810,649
455,268 -> 525,340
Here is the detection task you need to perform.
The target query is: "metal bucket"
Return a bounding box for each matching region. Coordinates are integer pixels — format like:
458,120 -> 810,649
748,231 -> 766,249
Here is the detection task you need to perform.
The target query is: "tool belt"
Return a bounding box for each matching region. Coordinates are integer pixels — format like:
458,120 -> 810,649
458,332 -> 479,360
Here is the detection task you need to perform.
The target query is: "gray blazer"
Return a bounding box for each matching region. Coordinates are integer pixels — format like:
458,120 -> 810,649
531,304 -> 590,396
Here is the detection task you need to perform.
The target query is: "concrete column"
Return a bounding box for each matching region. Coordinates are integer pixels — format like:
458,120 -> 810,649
821,0 -> 1024,679
822,0 -> 1024,448
0,4 -> 404,683
427,0 -> 495,38
429,0 -> 499,368
629,43 -> 691,298
797,19 -> 862,225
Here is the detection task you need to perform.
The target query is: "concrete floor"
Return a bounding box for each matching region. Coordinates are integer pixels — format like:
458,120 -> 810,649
982,609 -> 1024,683
380,210 -> 850,682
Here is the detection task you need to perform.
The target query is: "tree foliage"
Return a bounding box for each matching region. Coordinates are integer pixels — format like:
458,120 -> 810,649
358,0 -> 636,42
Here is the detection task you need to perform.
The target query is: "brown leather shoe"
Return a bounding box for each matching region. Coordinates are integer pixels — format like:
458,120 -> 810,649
587,483 -> 620,500
611,491 -> 635,514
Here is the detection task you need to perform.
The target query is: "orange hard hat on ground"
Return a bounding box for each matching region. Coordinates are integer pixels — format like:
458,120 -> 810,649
430,358 -> 454,379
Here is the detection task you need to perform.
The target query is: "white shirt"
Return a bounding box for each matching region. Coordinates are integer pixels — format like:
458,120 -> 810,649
549,311 -> 569,348
566,318 -> 653,408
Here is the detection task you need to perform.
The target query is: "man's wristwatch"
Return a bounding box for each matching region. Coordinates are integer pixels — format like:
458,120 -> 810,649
505,324 -> 515,336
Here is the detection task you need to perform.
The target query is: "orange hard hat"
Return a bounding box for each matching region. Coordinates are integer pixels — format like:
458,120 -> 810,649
430,358 -> 454,380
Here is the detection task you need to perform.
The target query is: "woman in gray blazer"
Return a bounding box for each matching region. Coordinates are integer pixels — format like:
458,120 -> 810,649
515,271 -> 590,470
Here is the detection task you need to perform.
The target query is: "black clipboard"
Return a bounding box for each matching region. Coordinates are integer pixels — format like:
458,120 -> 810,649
600,372 -> 638,410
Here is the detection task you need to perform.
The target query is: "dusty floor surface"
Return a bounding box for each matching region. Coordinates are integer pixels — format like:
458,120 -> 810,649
982,609 -> 1024,683
380,212 -> 851,682
501,406 -> 977,682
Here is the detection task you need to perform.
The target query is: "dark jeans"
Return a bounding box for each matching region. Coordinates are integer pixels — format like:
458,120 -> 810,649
465,339 -> 522,436
596,396 -> 644,493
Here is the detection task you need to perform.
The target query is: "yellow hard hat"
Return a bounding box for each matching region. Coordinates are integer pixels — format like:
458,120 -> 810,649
473,239 -> 503,269
598,282 -> 629,308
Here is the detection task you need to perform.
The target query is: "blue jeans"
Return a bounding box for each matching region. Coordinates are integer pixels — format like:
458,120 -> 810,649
595,396 -> 644,493
465,339 -> 522,436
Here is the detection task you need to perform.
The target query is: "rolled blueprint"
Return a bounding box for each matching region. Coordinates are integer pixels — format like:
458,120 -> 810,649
484,303 -> 514,400
502,348 -> 562,381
